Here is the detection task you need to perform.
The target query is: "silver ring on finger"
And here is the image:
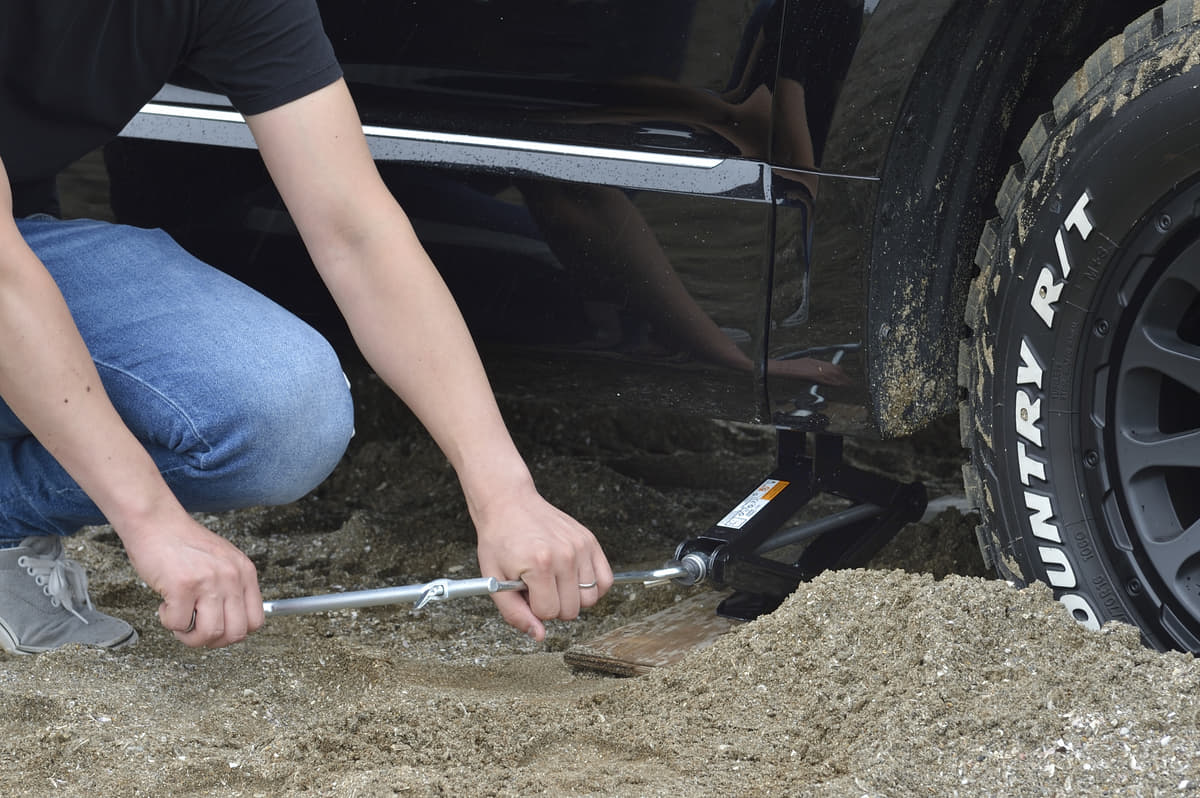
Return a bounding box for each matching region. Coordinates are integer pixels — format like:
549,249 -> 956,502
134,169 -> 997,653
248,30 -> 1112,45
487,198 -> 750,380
578,581 -> 597,590
183,609 -> 197,633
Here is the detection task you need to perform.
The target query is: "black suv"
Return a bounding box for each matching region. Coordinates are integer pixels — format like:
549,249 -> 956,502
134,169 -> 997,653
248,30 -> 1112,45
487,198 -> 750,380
106,0 -> 1200,652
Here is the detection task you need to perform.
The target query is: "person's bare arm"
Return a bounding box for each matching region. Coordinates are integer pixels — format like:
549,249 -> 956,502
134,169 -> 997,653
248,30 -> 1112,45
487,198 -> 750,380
245,80 -> 613,640
0,157 -> 261,647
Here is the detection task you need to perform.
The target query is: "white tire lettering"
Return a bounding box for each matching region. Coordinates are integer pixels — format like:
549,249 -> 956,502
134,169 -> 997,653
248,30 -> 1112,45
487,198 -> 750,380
1017,339 -> 1044,388
1064,190 -> 1095,240
1038,546 -> 1077,589
1031,266 -> 1064,328
1014,190 -> 1098,613
1058,593 -> 1101,631
1054,229 -> 1074,279
1015,387 -> 1043,447
1025,491 -> 1061,543
1017,441 -> 1047,486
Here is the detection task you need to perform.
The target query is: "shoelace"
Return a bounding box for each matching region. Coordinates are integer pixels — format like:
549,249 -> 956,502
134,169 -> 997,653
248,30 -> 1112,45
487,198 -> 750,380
16,548 -> 93,624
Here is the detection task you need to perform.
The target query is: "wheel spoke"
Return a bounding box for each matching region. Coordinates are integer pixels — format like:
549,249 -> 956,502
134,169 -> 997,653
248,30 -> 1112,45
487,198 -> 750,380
1169,255 -> 1200,294
1123,326 -> 1200,395
1118,427 -> 1200,474
1145,518 -> 1200,579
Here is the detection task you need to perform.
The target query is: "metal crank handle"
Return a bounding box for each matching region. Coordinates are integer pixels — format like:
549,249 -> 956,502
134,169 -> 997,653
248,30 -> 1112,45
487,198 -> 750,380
262,556 -> 707,618
263,576 -> 508,617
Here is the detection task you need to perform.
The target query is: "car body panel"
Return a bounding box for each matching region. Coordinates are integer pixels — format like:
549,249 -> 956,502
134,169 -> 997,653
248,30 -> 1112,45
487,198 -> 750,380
111,0 -> 973,432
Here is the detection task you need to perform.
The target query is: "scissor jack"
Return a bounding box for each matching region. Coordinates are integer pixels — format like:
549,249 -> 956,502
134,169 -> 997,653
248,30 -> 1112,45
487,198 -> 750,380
671,428 -> 927,621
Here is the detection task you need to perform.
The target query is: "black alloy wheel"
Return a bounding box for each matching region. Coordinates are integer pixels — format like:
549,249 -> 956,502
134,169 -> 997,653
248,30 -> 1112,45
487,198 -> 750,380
1090,182 -> 1200,640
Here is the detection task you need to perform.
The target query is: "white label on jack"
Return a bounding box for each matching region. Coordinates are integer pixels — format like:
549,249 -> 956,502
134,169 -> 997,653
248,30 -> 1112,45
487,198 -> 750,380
716,479 -> 790,530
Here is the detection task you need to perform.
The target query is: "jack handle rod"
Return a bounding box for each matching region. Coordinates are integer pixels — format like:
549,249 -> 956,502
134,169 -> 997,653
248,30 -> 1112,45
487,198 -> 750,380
262,556 -> 706,618
753,503 -> 884,556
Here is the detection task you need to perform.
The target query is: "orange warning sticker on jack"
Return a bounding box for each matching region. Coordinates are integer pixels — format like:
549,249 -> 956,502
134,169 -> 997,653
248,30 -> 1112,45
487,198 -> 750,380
716,479 -> 791,530
761,480 -> 789,501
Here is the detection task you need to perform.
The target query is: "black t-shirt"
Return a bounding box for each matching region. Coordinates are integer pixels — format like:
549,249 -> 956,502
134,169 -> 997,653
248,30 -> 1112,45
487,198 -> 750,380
0,0 -> 343,217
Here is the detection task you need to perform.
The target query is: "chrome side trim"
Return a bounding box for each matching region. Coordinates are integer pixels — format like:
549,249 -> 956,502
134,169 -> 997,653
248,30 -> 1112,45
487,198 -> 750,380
361,123 -> 722,168
131,103 -> 723,168
119,102 -> 769,201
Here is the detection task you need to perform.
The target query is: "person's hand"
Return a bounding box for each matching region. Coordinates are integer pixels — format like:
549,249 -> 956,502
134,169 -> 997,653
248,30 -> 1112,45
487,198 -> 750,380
121,514 -> 264,648
472,483 -> 613,641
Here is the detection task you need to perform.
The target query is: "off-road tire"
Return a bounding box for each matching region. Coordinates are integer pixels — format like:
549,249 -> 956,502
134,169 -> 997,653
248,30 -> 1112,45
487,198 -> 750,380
960,1 -> 1200,651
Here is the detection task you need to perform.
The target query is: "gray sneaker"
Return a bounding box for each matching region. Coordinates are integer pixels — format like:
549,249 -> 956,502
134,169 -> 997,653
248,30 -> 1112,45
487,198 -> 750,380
0,536 -> 137,654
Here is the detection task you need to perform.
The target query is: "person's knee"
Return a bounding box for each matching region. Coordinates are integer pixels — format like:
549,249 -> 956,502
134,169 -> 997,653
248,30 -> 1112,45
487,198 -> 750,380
254,348 -> 355,505
203,333 -> 355,508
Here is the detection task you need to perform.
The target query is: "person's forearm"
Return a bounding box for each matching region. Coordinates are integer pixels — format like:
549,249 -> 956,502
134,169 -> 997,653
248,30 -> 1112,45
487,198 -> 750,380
311,211 -> 534,511
246,81 -> 535,517
0,234 -> 186,538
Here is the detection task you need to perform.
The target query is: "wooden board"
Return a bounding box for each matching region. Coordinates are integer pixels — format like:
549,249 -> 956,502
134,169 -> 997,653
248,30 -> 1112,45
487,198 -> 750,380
564,591 -> 742,676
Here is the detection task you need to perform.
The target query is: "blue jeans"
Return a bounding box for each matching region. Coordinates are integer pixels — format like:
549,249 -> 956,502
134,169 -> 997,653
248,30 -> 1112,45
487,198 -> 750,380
0,216 -> 355,543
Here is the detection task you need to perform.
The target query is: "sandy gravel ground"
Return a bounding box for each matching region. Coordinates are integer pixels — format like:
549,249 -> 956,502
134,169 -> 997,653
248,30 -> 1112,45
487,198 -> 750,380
2,370 -> 1197,798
